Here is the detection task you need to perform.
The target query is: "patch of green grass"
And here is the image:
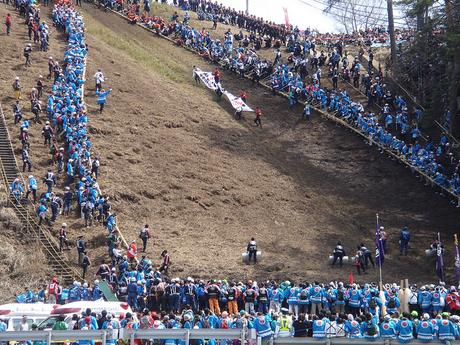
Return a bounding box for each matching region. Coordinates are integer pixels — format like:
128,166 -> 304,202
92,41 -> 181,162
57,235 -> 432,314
85,15 -> 186,83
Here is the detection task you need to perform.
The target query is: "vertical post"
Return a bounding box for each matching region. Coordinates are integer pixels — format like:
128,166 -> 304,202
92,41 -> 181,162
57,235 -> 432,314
245,0 -> 249,14
257,336 -> 261,345
185,330 -> 190,345
48,330 -> 52,345
130,332 -> 135,345
102,330 -> 107,345
386,0 -> 397,64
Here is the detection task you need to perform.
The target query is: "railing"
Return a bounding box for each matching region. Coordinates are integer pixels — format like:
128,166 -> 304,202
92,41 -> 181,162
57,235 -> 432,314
0,101 -> 82,283
0,329 -> 244,345
1,330 -> 460,345
269,338 -> 460,345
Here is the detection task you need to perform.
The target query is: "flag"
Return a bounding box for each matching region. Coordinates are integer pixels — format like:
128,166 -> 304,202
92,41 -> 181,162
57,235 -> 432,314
282,7 -> 290,27
348,272 -> 353,285
454,234 -> 460,282
375,214 -> 385,267
436,232 -> 445,282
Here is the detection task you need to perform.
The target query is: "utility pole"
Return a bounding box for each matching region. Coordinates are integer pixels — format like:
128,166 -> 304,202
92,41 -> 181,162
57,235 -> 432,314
387,0 -> 397,64
246,0 -> 249,14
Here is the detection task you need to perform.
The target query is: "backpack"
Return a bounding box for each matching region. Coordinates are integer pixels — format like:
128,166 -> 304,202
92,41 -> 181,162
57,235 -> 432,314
388,297 -> 396,309
368,297 -> 377,309
366,321 -> 377,336
337,290 -> 344,301
139,228 -> 147,239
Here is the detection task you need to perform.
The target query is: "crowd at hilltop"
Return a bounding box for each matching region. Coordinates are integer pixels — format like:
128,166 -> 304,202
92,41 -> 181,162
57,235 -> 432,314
175,0 -> 415,48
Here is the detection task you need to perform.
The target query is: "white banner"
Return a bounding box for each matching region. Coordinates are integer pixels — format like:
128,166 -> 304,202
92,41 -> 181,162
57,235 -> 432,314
195,68 -> 219,90
223,91 -> 254,112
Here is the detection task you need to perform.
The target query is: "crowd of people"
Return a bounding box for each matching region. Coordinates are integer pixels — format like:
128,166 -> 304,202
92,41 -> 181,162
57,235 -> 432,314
3,0 -> 460,343
15,275 -> 460,343
179,0 -> 415,48
104,0 -> 460,203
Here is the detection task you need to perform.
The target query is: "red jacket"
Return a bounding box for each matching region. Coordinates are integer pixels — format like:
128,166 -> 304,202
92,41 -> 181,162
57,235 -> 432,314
446,293 -> 460,311
5,15 -> 12,26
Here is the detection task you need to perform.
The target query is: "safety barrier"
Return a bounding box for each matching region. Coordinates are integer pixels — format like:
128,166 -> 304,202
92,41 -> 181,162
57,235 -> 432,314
0,329 -> 244,345
268,338 -> 460,345
1,330 -> 460,345
123,329 -> 244,345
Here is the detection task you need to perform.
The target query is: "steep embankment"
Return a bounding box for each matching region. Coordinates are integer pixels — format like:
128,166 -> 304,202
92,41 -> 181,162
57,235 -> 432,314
1,2 -> 458,289
77,5 -> 459,284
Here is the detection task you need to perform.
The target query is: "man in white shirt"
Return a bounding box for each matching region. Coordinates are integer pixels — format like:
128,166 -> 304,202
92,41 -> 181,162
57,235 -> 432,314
94,69 -> 105,91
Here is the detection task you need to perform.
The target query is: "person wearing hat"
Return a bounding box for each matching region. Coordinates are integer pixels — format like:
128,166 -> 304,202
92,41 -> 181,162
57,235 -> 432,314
9,177 -> 23,201
93,69 -> 105,92
446,287 -> 460,315
127,278 -> 139,310
47,277 -> 60,304
206,279 -> 221,315
63,186 -> 72,216
24,43 -> 32,66
47,57 -> 54,79
277,308 -> 292,337
395,312 -> 414,343
13,100 -> 22,124
81,251 -> 91,279
399,226 -> 411,256
21,145 -> 32,173
36,75 -> 44,99
26,175 -> 38,203
253,312 -> 273,341
127,240 -> 137,262
42,120 -> 54,146
437,312 -> 457,342
96,87 -> 112,114
379,314 -> 396,339
12,76 -> 21,100
59,223 -> 70,252
76,236 -> 86,265
53,315 -> 68,330
419,286 -> 433,314
138,224 -> 151,253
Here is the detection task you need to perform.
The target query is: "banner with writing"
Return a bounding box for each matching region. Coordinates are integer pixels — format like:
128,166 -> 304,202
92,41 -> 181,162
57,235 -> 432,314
195,68 -> 219,90
223,91 -> 254,112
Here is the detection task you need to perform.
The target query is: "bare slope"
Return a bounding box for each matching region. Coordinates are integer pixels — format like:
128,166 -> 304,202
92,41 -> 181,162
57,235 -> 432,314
76,6 -> 459,284
1,3 -> 458,288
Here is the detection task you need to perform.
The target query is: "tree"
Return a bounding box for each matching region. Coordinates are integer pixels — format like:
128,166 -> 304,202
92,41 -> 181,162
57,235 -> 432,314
326,0 -> 387,33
